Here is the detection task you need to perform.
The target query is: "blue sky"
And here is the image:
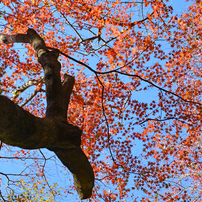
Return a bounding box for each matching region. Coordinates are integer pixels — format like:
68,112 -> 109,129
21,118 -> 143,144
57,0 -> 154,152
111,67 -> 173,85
0,0 -> 197,201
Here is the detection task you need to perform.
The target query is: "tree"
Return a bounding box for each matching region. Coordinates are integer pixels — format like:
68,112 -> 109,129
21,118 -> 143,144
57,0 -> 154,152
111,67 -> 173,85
0,0 -> 201,201
0,28 -> 94,200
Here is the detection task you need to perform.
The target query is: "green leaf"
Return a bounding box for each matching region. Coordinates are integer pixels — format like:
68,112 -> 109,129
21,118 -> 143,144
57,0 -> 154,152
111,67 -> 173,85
13,91 -> 19,96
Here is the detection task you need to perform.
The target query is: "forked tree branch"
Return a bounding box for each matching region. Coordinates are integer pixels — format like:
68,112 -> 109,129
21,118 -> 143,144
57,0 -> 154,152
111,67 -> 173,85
0,29 -> 94,199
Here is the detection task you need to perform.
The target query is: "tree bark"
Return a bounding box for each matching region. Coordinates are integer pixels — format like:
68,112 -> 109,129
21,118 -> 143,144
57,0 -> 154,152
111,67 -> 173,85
0,29 -> 94,199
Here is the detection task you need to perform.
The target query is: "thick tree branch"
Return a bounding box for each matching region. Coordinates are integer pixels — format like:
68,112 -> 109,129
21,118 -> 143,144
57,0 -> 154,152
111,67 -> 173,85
38,50 -> 65,118
0,29 -> 65,118
0,29 -> 94,199
0,95 -> 81,149
62,74 -> 75,116
54,148 -> 94,199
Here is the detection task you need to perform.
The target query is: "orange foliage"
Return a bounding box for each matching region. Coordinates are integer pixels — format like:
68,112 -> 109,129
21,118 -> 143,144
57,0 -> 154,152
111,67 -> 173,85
0,0 -> 202,201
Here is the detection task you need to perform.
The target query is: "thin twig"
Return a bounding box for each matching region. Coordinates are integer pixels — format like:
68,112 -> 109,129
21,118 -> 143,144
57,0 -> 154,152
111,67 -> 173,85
0,190 -> 7,202
60,13 -> 83,41
11,76 -> 44,101
39,149 -> 55,197
47,46 -> 202,106
116,70 -> 202,106
20,88 -> 45,108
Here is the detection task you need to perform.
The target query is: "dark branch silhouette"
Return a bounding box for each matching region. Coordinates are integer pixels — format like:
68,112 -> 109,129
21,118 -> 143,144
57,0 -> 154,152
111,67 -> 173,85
0,28 -> 94,200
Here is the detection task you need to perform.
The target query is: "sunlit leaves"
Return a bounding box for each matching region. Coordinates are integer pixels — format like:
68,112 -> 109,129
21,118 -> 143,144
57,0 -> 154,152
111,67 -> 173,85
0,0 -> 201,201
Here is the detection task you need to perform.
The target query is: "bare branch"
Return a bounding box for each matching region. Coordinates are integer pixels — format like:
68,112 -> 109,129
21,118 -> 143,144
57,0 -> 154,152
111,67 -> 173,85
12,76 -> 44,101
0,190 -> 7,202
19,89 -> 38,108
61,14 -> 83,41
116,70 -> 202,106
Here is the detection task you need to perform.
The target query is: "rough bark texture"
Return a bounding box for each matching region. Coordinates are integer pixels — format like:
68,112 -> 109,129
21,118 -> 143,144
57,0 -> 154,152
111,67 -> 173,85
0,29 -> 94,199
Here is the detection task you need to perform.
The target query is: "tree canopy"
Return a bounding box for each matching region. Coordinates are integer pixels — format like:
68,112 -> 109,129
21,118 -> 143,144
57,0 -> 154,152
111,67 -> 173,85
0,0 -> 201,201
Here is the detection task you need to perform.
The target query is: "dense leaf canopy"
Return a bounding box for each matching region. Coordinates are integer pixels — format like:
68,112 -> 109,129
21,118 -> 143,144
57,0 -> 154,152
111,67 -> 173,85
0,0 -> 201,201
